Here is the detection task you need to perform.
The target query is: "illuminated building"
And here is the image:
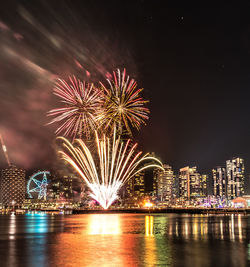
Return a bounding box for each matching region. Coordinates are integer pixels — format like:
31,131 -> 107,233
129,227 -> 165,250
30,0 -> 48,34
47,174 -> 61,200
231,195 -> 250,208
47,173 -> 81,202
172,175 -> 179,198
125,153 -> 157,201
126,171 -> 145,200
212,167 -> 227,198
201,174 -> 208,196
179,166 -> 206,201
0,165 -> 26,206
153,169 -> 157,197
226,157 -> 244,199
62,175 -> 73,200
155,164 -> 174,202
179,166 -> 189,200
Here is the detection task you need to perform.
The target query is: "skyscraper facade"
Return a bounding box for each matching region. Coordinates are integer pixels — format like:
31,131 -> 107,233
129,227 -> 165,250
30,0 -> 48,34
212,167 -> 227,198
126,171 -> 145,201
201,174 -> 208,196
155,164 -> 174,202
47,172 -> 81,202
179,166 -> 206,200
0,165 -> 26,206
226,158 -> 244,199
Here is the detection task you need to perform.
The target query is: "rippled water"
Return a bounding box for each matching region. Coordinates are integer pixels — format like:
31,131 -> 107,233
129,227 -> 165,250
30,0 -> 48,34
0,213 -> 249,266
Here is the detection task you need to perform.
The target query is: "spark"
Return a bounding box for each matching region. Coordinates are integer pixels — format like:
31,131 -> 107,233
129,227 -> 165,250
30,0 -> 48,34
58,130 -> 163,209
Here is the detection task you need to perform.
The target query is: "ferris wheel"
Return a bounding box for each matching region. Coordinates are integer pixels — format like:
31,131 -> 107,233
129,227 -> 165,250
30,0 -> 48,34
27,171 -> 50,199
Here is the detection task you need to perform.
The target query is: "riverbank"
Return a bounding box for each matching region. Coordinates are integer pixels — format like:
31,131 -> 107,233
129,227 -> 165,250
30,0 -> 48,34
1,207 -> 249,215
72,208 -> 250,214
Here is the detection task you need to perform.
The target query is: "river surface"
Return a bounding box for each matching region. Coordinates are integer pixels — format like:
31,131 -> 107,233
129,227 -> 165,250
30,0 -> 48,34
0,213 -> 249,267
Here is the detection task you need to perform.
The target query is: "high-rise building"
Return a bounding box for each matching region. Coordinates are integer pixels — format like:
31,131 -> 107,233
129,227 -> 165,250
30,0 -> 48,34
172,174 -> 179,198
155,164 -> 174,201
153,169 -> 158,197
201,174 -> 208,196
0,165 -> 26,206
179,166 -> 206,200
47,173 -> 80,202
212,167 -> 227,198
126,171 -> 145,200
226,157 -> 244,199
126,152 -> 158,202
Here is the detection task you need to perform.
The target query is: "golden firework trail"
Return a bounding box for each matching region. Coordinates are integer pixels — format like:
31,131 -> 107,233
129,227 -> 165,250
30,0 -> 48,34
58,130 -> 163,209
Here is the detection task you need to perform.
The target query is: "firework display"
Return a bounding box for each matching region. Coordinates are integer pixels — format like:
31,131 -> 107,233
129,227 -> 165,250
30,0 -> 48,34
49,68 -> 161,209
48,69 -> 149,139
47,76 -> 104,139
58,131 -> 163,209
100,69 -> 150,136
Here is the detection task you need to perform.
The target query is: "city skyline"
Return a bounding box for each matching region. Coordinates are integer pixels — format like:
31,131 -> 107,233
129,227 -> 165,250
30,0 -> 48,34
1,156 -> 247,201
1,148 -> 249,194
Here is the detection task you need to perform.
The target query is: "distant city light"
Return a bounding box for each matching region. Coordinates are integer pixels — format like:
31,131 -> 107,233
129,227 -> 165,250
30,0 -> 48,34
144,201 -> 153,208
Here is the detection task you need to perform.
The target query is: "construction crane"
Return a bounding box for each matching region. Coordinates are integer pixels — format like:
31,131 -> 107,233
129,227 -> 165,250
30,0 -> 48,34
0,134 -> 11,166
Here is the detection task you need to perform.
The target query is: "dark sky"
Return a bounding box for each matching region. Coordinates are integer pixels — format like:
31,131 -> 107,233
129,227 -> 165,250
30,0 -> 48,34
0,1 -> 250,191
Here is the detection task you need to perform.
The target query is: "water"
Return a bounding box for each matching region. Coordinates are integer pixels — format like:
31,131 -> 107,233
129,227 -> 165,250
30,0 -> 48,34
0,213 -> 249,267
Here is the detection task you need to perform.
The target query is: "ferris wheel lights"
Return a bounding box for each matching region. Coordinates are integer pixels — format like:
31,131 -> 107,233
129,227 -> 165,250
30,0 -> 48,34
27,171 -> 50,200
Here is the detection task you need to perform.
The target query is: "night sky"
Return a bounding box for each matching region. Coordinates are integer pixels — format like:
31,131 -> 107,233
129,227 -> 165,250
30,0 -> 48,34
0,1 -> 250,192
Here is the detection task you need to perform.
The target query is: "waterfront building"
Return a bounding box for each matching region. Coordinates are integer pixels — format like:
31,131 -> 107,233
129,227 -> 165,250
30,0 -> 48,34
201,174 -> 208,196
62,175 -> 74,200
226,157 -> 245,199
212,167 -> 227,198
179,166 -> 206,201
155,164 -> 174,202
126,171 -> 145,201
172,174 -> 179,198
47,173 -> 81,202
153,169 -> 158,197
0,165 -> 26,206
125,152 -> 159,204
231,195 -> 250,208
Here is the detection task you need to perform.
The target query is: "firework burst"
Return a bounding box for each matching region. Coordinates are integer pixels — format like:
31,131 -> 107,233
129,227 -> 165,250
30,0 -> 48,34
100,68 -> 150,136
47,76 -> 104,139
58,130 -> 163,209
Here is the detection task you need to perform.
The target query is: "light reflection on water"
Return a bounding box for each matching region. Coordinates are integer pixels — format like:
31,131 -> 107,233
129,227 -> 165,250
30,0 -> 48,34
24,213 -> 49,234
144,216 -> 158,266
87,214 -> 121,235
145,215 -> 154,236
0,213 -> 249,267
161,213 -> 246,242
9,213 -> 16,238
